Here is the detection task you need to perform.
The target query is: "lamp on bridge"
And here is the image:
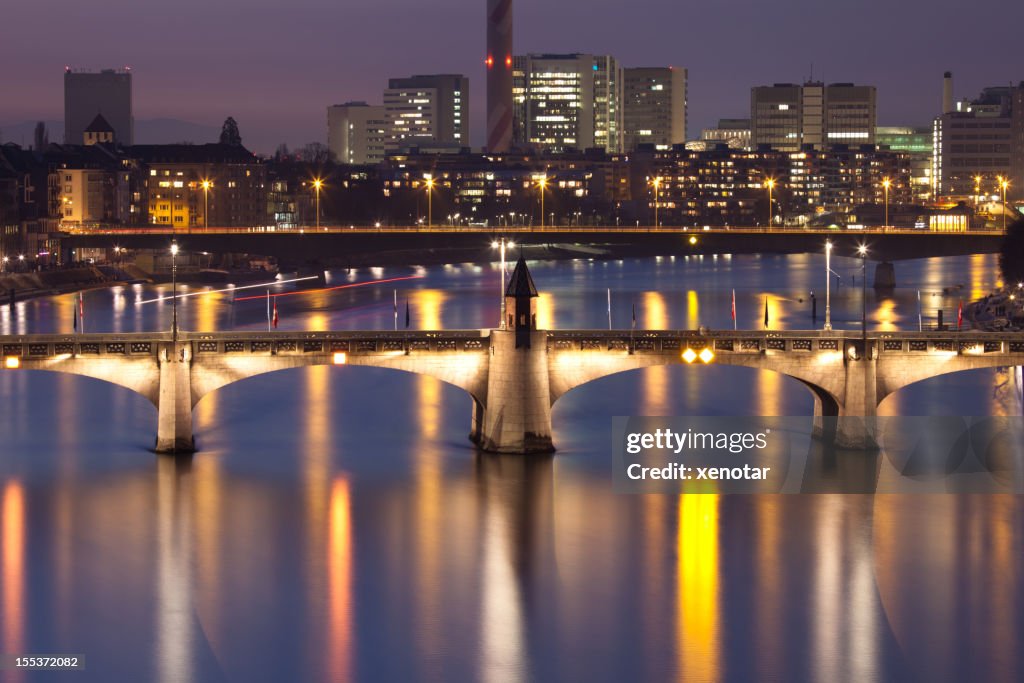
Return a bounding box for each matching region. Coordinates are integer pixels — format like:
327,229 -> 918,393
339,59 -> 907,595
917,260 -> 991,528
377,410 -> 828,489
857,244 -> 868,348
823,240 -> 833,331
200,179 -> 212,231
1000,178 -> 1010,232
881,177 -> 891,228
764,178 -> 776,228
312,178 -> 324,232
170,241 -> 179,342
492,237 -> 516,329
424,175 -> 436,228
536,175 -> 549,228
649,176 -> 662,227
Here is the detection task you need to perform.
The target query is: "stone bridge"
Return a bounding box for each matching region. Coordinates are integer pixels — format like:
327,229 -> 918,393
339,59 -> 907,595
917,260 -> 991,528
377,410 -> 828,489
2,259 -> 1022,454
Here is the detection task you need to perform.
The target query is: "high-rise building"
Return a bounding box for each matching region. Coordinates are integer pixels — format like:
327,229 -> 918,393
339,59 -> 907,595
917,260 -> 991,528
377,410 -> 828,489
384,74 -> 469,149
514,53 -> 625,153
593,56 -> 624,153
64,68 -> 133,145
750,82 -> 876,151
623,67 -> 687,151
327,103 -> 388,165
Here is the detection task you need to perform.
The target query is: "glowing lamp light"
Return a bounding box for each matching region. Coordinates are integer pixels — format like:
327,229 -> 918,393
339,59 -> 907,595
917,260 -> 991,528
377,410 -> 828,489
682,348 -> 697,364
486,55 -> 495,68
689,236 -> 698,245
333,352 -> 347,365
505,55 -> 513,68
5,356 -> 20,369
699,348 -> 715,364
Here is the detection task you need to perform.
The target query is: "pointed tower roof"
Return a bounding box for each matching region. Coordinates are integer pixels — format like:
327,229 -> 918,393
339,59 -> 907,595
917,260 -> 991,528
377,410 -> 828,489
505,256 -> 538,297
84,113 -> 114,133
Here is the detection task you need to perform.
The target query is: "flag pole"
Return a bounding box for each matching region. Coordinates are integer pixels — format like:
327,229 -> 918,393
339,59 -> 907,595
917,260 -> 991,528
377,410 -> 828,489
266,290 -> 271,332
394,289 -> 398,331
732,289 -> 737,331
607,288 -> 612,330
917,290 -> 922,331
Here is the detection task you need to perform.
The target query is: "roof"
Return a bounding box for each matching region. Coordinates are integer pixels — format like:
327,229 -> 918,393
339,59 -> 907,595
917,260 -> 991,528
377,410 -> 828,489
127,143 -> 259,165
84,113 -> 114,134
505,256 -> 538,298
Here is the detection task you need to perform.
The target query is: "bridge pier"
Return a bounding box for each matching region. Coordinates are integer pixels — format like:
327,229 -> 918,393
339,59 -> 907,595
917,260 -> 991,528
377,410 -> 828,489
473,329 -> 555,454
155,342 -> 195,454
832,344 -> 880,450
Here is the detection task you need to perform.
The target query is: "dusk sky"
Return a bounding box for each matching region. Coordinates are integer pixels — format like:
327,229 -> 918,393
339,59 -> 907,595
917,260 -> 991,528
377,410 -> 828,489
2,0 -> 1022,153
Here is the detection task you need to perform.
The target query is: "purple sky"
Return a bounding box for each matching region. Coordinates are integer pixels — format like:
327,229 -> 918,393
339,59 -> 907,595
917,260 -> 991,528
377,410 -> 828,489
2,0 -> 1021,153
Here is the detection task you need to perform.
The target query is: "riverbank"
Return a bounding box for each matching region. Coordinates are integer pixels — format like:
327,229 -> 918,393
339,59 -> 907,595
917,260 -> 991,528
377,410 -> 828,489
0,265 -> 150,304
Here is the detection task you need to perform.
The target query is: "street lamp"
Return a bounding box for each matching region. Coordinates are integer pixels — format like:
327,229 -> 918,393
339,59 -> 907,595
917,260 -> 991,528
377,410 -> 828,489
170,241 -> 179,341
424,175 -> 435,228
824,240 -> 833,331
536,175 -> 548,228
491,237 -> 515,329
857,244 -> 868,347
201,179 -> 211,231
1001,178 -> 1010,232
312,178 -> 324,231
882,177 -> 891,228
764,178 -> 776,228
974,175 -> 983,208
650,176 -> 662,227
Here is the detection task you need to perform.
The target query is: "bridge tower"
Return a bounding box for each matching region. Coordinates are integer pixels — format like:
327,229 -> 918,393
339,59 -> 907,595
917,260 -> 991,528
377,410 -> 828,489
475,257 -> 554,453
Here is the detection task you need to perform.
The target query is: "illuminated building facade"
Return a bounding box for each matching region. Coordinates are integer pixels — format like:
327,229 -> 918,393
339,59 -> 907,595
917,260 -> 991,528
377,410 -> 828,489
384,74 -> 469,150
514,54 -> 615,152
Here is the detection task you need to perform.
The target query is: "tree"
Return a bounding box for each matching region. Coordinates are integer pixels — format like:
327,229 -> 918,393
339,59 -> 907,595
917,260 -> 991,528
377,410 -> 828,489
999,217 -> 1024,285
297,142 -> 330,164
33,121 -> 48,150
219,117 -> 242,147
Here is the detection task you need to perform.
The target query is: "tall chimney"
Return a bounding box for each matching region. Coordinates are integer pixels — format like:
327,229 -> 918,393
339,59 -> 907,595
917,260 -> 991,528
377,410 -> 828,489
943,71 -> 954,114
486,0 -> 513,152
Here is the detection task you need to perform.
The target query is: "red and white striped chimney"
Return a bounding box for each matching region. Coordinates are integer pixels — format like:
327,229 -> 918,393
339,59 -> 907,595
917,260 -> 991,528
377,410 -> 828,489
486,0 -> 513,153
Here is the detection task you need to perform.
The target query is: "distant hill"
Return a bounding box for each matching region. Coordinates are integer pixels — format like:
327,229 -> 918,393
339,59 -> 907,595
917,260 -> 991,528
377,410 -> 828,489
0,118 -> 220,146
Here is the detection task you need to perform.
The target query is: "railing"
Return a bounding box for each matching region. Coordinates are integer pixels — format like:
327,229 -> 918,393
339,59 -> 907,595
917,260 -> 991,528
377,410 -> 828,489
61,225 -> 1009,237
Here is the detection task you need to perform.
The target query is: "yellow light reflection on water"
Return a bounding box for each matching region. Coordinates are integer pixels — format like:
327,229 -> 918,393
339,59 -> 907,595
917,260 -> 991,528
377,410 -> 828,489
2,482 -> 25,677
328,479 -> 352,682
676,494 -> 719,682
642,292 -> 671,415
415,289 -> 445,330
686,290 -> 699,330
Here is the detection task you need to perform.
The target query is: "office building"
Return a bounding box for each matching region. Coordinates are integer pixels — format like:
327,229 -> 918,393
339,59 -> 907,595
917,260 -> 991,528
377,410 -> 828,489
384,74 -> 469,149
932,82 -> 1023,202
515,53 -> 629,153
327,103 -> 388,165
623,67 -> 687,151
64,67 -> 133,145
751,82 -> 876,151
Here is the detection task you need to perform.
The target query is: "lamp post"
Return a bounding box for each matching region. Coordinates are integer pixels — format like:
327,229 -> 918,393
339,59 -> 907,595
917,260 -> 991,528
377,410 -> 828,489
857,244 -> 868,349
1001,178 -> 1010,232
765,178 -> 775,228
492,237 -> 515,329
824,240 -> 833,331
537,175 -> 548,228
882,177 -> 891,228
424,175 -> 435,227
650,176 -> 662,227
312,178 -> 323,231
201,179 -> 211,231
974,175 -> 983,208
170,241 -> 179,342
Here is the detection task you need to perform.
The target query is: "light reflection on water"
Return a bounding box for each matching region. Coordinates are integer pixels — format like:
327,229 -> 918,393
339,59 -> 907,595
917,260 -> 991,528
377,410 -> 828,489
0,254 -> 1020,682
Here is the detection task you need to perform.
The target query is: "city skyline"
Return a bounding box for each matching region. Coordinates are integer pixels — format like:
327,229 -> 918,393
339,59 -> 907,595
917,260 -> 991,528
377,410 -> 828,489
1,0 -> 1022,153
